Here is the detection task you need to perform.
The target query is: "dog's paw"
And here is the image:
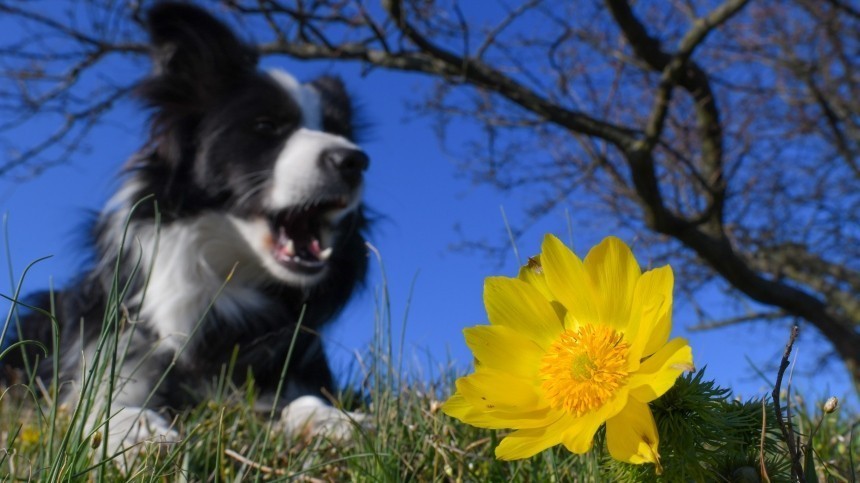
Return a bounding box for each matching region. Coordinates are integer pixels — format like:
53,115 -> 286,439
277,395 -> 370,442
102,407 -> 180,457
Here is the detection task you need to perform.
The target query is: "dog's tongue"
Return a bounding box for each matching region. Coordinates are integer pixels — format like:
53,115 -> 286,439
308,239 -> 323,258
274,227 -> 331,263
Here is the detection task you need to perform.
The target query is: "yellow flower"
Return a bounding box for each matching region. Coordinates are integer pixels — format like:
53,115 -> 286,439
443,235 -> 694,471
20,425 -> 40,445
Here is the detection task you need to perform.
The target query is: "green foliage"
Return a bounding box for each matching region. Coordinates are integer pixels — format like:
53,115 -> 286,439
604,369 -> 793,482
787,393 -> 859,482
1,236 -> 857,480
5,340 -> 859,481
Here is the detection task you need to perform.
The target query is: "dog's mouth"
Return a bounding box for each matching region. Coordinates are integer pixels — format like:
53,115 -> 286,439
268,197 -> 350,274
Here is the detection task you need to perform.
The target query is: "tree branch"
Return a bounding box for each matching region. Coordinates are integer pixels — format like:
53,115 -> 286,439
260,40 -> 639,148
608,0 -> 750,230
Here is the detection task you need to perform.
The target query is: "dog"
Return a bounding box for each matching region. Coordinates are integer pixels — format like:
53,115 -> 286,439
1,2 -> 370,451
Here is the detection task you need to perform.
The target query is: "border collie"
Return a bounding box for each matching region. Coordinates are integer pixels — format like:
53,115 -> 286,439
1,2 -> 369,450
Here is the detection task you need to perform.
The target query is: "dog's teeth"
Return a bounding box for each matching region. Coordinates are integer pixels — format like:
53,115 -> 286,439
285,239 -> 296,256
319,247 -> 332,261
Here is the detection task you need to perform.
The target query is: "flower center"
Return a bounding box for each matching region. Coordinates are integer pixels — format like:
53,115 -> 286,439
539,324 -> 630,416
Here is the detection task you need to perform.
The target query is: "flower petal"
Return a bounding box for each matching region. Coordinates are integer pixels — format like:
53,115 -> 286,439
642,265 -> 675,356
484,276 -> 564,346
642,309 -> 672,360
518,259 -> 568,321
464,325 -> 543,378
517,255 -> 554,300
455,369 -> 546,413
442,393 -> 495,427
494,388 -> 632,459
559,416 -> 602,454
629,337 -> 694,403
494,414 -> 571,460
583,237 -> 641,331
560,387 -> 630,453
442,393 -> 561,430
626,265 -> 674,366
541,235 -> 600,327
605,398 -> 662,472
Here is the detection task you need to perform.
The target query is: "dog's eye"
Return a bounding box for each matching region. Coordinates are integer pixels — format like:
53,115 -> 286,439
253,118 -> 278,134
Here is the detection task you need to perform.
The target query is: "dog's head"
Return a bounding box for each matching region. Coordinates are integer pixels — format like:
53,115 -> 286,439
130,3 -> 368,286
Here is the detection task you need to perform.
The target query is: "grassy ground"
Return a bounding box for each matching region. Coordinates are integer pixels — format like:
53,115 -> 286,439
2,339 -> 858,481
0,255 -> 857,481
2,348 -> 599,482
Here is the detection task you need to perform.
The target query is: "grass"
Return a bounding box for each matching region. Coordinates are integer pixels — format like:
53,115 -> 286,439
3,345 -> 858,482
1,238 -> 858,481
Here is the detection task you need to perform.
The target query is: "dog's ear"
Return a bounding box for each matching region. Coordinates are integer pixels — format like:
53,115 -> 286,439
141,2 -> 257,104
135,3 -> 258,165
309,76 -> 357,141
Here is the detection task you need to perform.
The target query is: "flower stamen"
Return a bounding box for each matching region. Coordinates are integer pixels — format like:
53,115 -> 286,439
539,325 -> 629,416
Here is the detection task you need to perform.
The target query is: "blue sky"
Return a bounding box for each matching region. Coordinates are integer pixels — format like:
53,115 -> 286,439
0,14 -> 855,411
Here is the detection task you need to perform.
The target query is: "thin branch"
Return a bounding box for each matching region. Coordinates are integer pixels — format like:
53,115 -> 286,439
260,40 -> 639,147
0,85 -> 134,177
689,311 -> 786,331
475,0 -> 544,60
0,4 -> 104,47
772,326 -> 805,482
224,448 -> 287,476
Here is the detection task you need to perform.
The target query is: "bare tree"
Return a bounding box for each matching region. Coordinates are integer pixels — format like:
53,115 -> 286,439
1,0 -> 858,391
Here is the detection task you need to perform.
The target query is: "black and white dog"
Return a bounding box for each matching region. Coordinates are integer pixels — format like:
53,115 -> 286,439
1,2 -> 369,449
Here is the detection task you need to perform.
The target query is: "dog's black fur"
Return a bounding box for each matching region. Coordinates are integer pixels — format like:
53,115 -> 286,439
2,2 -> 369,419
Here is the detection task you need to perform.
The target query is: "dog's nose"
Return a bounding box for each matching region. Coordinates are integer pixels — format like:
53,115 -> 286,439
321,147 -> 369,186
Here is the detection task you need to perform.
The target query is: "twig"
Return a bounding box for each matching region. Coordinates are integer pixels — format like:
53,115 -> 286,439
224,445 -> 333,482
224,448 -> 287,476
772,325 -> 805,482
464,436 -> 491,452
689,311 -> 786,331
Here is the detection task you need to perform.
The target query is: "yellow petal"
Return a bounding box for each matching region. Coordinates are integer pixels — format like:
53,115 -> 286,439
442,393 -> 495,427
517,255 -> 554,300
442,393 -> 561,430
517,257 -> 568,321
626,266 -> 674,366
493,388 -> 632,459
642,309 -> 672,359
456,369 -> 546,414
494,414 -> 571,460
464,325 -> 543,378
583,237 -> 641,331
629,337 -> 694,403
560,388 -> 630,453
642,265 -> 675,357
484,276 -> 564,346
541,234 -> 600,327
605,398 -> 662,473
560,416 -> 602,454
